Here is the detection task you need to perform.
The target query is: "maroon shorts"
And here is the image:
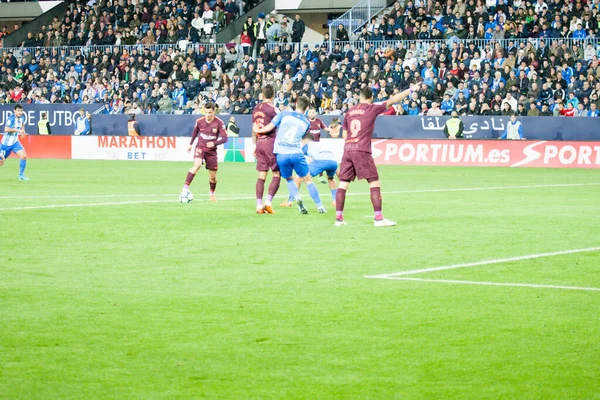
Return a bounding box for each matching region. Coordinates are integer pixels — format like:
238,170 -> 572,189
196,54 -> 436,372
194,147 -> 218,170
255,143 -> 279,172
338,151 -> 379,182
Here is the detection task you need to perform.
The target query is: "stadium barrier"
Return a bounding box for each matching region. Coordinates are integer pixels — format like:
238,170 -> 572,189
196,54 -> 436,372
3,105 -> 600,141
0,104 -> 100,135
90,114 -> 600,141
2,135 -> 600,169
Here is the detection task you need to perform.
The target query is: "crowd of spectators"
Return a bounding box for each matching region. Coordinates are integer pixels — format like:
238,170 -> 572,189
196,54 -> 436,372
2,0 -> 600,117
16,0 -> 262,48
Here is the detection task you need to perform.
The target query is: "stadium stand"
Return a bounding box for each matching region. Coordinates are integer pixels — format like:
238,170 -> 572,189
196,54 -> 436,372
1,0 -> 600,117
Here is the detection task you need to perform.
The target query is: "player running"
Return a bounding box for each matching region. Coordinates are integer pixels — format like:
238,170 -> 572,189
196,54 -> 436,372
1,104 -> 29,181
295,133 -> 338,207
252,85 -> 280,214
255,96 -> 326,215
182,102 -> 228,202
335,85 -> 417,227
307,108 -> 330,183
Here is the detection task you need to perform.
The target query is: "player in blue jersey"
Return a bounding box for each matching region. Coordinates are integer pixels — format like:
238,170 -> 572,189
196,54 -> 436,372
295,134 -> 338,207
255,96 -> 326,215
1,104 -> 29,181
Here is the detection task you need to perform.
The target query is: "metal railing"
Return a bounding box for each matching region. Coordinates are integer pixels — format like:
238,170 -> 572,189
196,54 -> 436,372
0,42 -> 234,60
1,37 -> 597,62
328,0 -> 390,50
267,37 -> 598,56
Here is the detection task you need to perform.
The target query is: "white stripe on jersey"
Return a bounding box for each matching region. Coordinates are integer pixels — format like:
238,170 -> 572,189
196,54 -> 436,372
2,115 -> 26,146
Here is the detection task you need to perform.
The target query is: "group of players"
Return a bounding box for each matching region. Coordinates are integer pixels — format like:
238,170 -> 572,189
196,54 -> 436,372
1,86 -> 415,226
182,83 -> 418,227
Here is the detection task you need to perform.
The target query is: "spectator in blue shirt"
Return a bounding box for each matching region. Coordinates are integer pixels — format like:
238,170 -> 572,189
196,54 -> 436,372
408,102 -> 420,115
440,94 -> 455,114
573,24 -> 587,39
453,82 -> 470,99
484,15 -> 497,32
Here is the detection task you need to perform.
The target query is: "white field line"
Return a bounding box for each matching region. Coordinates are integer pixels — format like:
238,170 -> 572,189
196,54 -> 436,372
0,193 -> 250,199
377,277 -> 600,292
0,182 -> 598,201
365,247 -> 600,279
1,182 -> 599,212
0,199 -> 175,211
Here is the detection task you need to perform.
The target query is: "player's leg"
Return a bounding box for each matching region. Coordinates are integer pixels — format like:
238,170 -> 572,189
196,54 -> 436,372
256,169 -> 268,213
15,145 -> 28,181
255,146 -> 269,212
263,155 -> 280,214
208,169 -> 218,202
358,154 -> 395,227
318,171 -> 327,184
326,162 -> 338,206
335,153 -> 356,226
296,155 -> 325,213
0,146 -> 6,167
276,154 -> 303,212
204,152 -> 219,201
281,172 -> 295,207
183,148 -> 204,190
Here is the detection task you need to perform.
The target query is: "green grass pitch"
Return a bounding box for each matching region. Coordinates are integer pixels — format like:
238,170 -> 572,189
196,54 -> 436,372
1,160 -> 600,399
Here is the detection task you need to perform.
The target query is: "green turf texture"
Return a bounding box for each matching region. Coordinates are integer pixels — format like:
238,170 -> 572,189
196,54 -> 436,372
1,160 -> 599,399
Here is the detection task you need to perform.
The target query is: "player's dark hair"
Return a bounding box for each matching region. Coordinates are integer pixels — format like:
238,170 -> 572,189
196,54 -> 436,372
359,87 -> 374,100
262,84 -> 275,100
302,132 -> 314,141
14,104 -> 23,111
296,96 -> 309,112
204,102 -> 216,111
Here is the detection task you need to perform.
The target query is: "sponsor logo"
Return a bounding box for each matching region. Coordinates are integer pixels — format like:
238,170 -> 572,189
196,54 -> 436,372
375,141 -> 510,165
98,136 -> 177,149
511,141 -> 546,167
371,139 -> 385,159
371,139 -> 600,169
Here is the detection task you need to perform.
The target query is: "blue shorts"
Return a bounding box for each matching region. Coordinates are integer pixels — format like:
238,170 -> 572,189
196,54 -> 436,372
0,142 -> 24,159
276,153 -> 309,179
309,160 -> 338,178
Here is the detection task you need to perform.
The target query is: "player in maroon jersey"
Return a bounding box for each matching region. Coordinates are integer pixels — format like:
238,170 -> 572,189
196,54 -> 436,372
307,108 -> 329,142
335,85 -> 418,227
307,108 -> 331,184
182,102 -> 228,202
252,85 -> 280,214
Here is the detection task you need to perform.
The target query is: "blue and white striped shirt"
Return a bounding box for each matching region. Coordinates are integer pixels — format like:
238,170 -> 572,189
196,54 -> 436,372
272,111 -> 310,155
2,114 -> 26,146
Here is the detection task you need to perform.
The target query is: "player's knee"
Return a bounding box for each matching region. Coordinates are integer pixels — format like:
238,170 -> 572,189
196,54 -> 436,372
21,154 -> 27,160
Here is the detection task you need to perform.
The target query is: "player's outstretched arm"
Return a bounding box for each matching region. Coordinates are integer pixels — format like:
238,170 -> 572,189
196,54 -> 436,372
385,84 -> 419,109
256,123 -> 275,134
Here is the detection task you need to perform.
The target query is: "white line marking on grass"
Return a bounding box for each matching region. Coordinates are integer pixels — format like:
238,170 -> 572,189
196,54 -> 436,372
0,182 -> 598,201
3,182 -> 599,212
364,182 -> 600,196
0,199 -> 176,211
0,193 -> 250,199
378,277 -> 600,292
366,247 -> 600,279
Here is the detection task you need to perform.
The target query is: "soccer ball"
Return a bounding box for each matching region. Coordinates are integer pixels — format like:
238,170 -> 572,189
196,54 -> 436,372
179,190 -> 194,204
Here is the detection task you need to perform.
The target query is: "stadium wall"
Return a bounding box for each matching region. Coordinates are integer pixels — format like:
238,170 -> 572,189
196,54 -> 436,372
3,106 -> 600,141
2,136 -> 600,169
